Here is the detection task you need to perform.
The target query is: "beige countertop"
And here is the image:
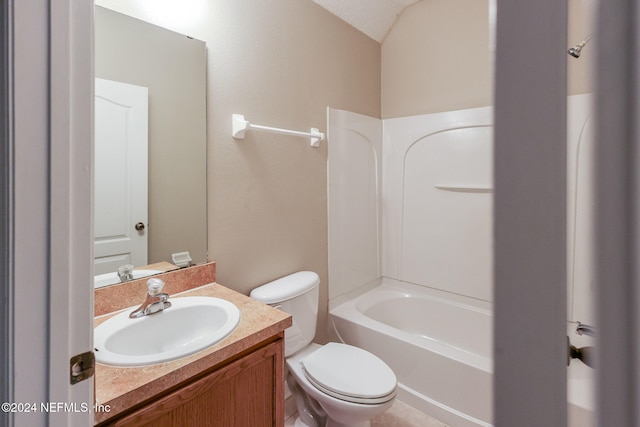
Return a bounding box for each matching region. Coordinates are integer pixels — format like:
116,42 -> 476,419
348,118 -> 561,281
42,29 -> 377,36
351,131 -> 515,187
94,282 -> 291,425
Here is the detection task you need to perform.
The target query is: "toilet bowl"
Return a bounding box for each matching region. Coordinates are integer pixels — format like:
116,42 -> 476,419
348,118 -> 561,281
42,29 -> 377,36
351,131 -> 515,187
250,271 -> 397,427
287,343 -> 396,427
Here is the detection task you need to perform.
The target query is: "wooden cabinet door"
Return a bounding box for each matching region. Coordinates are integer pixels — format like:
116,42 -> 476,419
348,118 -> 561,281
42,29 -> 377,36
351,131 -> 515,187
109,340 -> 284,427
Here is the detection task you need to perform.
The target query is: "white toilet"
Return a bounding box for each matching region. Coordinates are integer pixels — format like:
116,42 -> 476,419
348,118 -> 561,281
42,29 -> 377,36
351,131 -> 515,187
250,271 -> 397,427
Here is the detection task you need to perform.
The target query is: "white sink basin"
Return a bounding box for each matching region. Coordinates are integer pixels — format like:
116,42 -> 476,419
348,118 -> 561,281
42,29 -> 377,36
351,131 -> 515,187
94,269 -> 164,288
94,296 -> 240,366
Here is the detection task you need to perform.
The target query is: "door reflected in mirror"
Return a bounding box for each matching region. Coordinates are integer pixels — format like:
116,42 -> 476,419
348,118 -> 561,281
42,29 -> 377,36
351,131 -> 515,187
94,6 -> 207,287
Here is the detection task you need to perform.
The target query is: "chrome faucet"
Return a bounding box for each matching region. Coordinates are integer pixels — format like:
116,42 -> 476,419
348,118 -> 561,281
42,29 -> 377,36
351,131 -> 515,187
129,278 -> 172,318
576,321 -> 596,337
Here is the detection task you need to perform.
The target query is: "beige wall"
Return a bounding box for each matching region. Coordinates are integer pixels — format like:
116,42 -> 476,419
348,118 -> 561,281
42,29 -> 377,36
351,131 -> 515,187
382,0 -> 593,118
207,0 -> 380,342
567,0 -> 594,95
95,6 -> 208,267
382,0 -> 493,118
95,0 -> 381,342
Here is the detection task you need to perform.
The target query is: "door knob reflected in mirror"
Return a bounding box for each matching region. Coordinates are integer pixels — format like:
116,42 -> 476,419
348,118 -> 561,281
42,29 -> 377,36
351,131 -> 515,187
135,222 -> 145,232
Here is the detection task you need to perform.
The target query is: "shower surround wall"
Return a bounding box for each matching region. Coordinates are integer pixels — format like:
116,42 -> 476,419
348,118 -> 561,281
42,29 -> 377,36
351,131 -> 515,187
382,110 -> 493,300
328,94 -> 594,318
328,106 -> 493,302
327,109 -> 382,300
327,94 -> 595,427
328,106 -> 494,427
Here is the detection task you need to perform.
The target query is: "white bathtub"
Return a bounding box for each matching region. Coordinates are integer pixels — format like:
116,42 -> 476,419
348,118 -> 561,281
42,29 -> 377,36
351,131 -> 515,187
329,278 -> 594,427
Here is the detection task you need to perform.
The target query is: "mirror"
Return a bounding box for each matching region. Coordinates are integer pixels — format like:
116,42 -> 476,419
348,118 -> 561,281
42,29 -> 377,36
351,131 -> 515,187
93,6 -> 207,287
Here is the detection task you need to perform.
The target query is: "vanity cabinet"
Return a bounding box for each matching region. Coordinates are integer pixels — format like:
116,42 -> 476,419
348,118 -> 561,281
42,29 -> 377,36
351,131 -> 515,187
100,337 -> 284,427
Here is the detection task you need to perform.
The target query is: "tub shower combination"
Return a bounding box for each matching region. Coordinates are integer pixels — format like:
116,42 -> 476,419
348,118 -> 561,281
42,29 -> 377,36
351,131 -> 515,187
326,95 -> 595,427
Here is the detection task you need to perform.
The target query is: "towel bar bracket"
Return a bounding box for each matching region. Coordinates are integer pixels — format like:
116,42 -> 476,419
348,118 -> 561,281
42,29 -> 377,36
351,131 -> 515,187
232,114 -> 324,147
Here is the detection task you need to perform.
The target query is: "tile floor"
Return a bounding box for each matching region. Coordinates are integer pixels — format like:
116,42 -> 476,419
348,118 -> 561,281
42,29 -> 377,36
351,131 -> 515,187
284,399 -> 449,427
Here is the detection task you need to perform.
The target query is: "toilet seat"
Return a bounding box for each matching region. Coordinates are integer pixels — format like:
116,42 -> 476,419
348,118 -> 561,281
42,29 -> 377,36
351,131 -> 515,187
300,342 -> 397,404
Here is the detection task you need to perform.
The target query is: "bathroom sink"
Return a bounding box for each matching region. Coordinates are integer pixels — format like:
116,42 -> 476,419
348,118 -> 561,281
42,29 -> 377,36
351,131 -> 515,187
94,296 -> 241,366
94,269 -> 164,288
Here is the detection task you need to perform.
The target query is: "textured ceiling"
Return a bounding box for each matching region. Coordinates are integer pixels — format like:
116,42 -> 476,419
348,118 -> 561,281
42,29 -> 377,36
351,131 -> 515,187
312,0 -> 421,42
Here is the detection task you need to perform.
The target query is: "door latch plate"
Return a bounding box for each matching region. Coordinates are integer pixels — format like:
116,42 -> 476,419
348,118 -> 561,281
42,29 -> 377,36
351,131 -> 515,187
70,351 -> 95,385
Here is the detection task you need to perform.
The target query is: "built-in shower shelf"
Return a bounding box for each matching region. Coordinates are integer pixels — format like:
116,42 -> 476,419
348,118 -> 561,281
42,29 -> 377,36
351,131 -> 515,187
434,184 -> 493,193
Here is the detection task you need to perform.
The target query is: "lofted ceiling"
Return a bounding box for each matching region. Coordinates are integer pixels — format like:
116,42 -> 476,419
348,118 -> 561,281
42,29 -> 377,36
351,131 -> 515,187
312,0 -> 422,43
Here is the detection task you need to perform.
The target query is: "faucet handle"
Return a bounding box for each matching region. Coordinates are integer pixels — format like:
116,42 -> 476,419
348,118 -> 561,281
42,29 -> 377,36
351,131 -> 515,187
147,278 -> 165,295
117,264 -> 134,281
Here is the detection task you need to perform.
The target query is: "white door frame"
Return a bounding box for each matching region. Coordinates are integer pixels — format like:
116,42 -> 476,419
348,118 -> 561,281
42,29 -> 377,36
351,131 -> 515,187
0,1 -> 12,425
8,1 -> 94,426
593,0 -> 640,425
12,1 -> 54,425
49,1 -> 94,426
493,0 -> 568,425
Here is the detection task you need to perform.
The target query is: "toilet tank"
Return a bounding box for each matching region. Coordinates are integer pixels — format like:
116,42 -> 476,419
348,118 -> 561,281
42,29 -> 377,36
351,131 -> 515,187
250,271 -> 320,357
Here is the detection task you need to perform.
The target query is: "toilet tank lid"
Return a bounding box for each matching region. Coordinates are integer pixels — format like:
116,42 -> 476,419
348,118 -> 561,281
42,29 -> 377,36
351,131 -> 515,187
250,271 -> 320,304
